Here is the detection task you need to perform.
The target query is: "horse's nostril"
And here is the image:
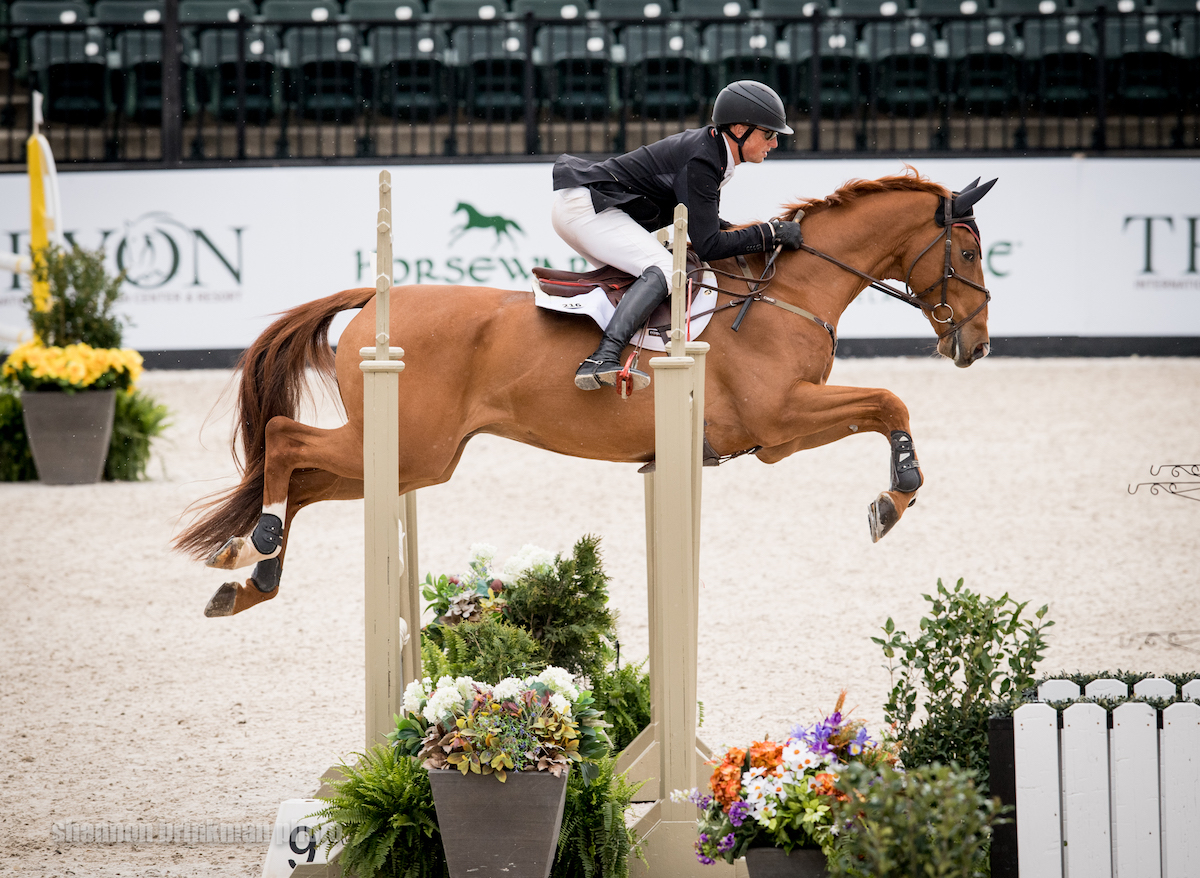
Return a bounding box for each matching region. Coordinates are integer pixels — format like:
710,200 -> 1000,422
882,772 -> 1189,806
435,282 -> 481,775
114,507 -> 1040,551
974,342 -> 990,360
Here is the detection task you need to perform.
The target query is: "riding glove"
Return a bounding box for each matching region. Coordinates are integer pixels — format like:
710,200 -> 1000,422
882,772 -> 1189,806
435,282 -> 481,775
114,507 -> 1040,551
769,219 -> 803,250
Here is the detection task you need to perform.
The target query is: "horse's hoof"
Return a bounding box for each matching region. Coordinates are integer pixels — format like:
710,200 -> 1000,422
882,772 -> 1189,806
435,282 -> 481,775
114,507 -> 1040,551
868,492 -> 899,543
203,579 -> 279,617
204,582 -> 239,617
206,537 -> 250,570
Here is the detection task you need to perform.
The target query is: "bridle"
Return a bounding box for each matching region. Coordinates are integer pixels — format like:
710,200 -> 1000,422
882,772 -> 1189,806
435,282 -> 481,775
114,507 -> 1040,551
798,194 -> 991,341
683,193 -> 991,352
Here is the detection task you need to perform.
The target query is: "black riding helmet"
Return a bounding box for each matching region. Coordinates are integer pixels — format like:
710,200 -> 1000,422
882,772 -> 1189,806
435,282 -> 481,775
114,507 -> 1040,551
712,80 -> 793,161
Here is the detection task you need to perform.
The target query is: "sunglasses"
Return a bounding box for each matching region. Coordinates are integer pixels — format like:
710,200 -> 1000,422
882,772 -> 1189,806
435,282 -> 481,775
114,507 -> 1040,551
757,128 -> 780,142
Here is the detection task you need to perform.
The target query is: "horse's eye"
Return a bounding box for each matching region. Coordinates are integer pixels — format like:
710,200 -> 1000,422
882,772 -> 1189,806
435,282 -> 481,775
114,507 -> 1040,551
961,249 -> 976,262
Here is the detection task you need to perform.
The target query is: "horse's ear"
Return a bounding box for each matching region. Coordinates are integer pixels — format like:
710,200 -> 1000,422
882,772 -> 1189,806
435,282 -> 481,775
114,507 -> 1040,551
953,177 -> 997,217
960,177 -> 981,193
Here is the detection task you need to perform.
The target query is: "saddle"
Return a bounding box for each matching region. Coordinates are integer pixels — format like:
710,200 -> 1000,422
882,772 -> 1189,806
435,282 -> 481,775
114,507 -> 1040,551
532,249 -> 707,342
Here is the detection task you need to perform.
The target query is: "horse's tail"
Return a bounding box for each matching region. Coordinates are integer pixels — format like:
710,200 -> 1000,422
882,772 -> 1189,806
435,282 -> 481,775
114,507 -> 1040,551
173,286 -> 377,560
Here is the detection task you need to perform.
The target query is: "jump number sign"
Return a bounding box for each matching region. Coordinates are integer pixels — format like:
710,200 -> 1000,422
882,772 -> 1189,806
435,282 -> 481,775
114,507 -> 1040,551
261,799 -> 341,878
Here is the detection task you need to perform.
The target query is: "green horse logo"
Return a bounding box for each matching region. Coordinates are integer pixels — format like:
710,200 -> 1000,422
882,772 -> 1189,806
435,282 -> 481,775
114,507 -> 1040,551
450,202 -> 524,247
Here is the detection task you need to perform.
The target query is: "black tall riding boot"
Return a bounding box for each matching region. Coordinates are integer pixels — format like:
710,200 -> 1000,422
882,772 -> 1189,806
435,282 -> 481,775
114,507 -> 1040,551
575,266 -> 670,392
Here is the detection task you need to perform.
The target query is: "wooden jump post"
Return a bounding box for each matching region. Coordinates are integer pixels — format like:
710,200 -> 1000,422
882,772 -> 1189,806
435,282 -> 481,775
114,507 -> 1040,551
624,205 -> 734,877
361,170 -> 422,749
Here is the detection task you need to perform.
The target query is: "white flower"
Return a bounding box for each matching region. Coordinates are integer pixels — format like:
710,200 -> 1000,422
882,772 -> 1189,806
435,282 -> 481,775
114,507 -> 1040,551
492,677 -> 523,702
782,738 -> 822,772
669,788 -> 696,804
535,666 -> 579,701
550,693 -> 571,715
454,676 -> 477,699
403,678 -> 429,715
423,683 -> 465,724
499,544 -> 556,584
469,543 -> 498,566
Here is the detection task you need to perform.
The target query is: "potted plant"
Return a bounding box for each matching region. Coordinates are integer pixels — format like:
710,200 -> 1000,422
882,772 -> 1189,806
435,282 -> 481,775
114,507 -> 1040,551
391,666 -> 612,878
0,243 -> 153,484
675,693 -> 898,877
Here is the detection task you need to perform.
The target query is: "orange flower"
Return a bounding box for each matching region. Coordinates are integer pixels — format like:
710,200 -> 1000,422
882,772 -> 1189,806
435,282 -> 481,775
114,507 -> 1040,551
709,747 -> 746,810
748,740 -> 783,774
811,772 -> 848,802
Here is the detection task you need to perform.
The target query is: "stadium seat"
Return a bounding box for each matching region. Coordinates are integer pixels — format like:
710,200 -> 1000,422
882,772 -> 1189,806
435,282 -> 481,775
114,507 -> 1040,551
759,0 -> 827,20
357,20 -> 448,115
12,1 -> 107,122
428,0 -> 507,18
195,24 -> 283,118
862,18 -> 939,110
538,22 -> 615,114
95,0 -> 167,119
676,0 -> 751,18
618,20 -> 701,114
781,17 -> 860,112
912,0 -> 988,17
450,21 -> 528,117
511,0 -> 588,18
262,0 -> 361,119
834,0 -> 907,18
1103,14 -> 1178,108
1022,15 -> 1099,108
702,20 -> 780,90
943,16 -> 1021,108
595,0 -> 673,20
344,0 -> 425,18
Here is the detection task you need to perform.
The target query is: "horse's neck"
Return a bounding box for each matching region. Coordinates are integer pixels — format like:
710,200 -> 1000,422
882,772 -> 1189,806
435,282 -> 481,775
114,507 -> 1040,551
779,196 -> 926,324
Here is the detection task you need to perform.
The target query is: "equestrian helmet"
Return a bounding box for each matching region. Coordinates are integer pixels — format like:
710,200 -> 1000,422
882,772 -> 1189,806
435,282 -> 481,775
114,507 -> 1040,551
712,81 -> 794,135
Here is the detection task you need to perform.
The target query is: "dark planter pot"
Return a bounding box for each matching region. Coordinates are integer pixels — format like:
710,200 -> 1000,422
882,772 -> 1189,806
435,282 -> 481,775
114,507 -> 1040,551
428,768 -> 569,878
20,390 -> 116,485
745,847 -> 830,878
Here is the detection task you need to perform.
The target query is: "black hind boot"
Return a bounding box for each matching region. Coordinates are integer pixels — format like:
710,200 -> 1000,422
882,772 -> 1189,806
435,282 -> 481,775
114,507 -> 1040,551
575,266 -> 669,392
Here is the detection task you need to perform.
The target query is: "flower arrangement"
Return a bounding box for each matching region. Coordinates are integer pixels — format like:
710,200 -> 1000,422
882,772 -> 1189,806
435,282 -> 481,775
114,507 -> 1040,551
422,542 -> 556,626
391,666 -> 612,783
675,692 -> 898,866
2,339 -> 143,393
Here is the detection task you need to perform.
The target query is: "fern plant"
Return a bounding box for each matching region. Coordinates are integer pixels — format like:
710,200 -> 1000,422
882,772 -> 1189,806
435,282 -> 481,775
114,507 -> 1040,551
439,617 -> 545,684
589,662 -> 652,754
315,746 -> 448,878
554,756 -> 643,878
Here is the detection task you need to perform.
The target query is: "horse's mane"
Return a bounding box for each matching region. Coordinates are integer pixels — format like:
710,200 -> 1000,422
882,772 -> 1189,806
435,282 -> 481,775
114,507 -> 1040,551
779,166 -> 949,221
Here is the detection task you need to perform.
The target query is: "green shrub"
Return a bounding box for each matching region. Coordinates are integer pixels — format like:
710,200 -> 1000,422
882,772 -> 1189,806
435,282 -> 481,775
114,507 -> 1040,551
873,578 -> 1053,793
104,388 -> 171,480
315,746 -> 448,878
829,762 -> 1004,878
501,535 -> 617,680
439,617 -> 546,684
28,243 -> 126,348
0,388 -> 37,481
589,662 -> 652,754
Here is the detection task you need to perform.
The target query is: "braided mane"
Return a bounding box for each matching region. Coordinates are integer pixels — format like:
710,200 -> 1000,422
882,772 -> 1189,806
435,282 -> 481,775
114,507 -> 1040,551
780,166 -> 949,221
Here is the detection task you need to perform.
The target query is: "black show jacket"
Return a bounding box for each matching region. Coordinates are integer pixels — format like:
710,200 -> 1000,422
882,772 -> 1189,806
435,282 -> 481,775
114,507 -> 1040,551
552,126 -> 771,263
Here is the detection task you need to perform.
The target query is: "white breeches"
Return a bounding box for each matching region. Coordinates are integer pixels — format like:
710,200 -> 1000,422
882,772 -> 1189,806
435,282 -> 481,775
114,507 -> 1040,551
551,187 -> 675,279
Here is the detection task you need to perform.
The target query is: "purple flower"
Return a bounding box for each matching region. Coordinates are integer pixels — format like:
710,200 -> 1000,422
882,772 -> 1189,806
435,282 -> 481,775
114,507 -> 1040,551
699,833 -> 709,844
728,800 -> 751,828
689,789 -> 713,809
717,833 -> 736,853
697,854 -> 716,865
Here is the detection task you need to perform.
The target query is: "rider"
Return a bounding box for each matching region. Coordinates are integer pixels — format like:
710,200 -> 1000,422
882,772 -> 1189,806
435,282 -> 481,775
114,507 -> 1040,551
551,80 -> 805,392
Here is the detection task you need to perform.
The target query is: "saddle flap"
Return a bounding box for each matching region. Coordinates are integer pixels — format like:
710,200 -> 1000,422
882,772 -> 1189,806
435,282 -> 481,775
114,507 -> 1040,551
532,249 -> 706,337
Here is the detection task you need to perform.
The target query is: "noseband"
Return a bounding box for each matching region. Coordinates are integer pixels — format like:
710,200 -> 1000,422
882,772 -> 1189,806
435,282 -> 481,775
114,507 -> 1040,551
798,194 -> 992,342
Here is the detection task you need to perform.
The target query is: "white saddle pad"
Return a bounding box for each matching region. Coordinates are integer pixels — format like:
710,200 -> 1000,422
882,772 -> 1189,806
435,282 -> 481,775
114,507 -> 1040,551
532,271 -> 719,353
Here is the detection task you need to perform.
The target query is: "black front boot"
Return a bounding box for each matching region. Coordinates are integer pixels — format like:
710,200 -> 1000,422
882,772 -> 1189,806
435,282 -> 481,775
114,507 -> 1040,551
575,266 -> 669,392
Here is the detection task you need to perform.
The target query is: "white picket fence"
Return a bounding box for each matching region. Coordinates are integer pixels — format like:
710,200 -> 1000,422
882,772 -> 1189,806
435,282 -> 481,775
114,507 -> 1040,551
1014,678 -> 1200,878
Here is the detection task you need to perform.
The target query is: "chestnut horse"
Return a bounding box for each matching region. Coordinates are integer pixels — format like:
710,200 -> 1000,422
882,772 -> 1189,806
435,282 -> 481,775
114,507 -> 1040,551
176,170 -> 997,617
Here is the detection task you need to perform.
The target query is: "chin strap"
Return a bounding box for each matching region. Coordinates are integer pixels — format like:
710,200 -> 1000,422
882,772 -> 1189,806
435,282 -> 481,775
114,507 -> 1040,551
721,125 -> 753,163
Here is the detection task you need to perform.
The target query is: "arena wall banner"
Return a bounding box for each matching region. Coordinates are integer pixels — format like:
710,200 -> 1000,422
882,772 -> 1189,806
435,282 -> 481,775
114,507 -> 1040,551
1,157 -> 1198,360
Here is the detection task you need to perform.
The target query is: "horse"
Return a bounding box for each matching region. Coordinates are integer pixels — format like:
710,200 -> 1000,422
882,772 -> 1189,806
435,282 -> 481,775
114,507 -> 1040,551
449,202 -> 525,247
175,170 -> 997,618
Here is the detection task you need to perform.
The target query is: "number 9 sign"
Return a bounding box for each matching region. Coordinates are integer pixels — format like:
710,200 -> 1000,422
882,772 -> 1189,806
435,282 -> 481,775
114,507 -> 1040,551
261,799 -> 342,878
